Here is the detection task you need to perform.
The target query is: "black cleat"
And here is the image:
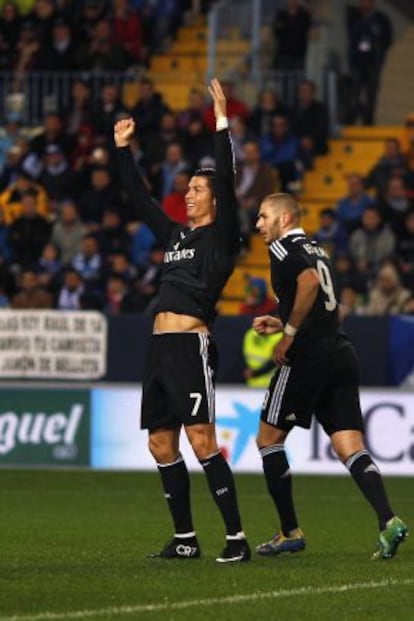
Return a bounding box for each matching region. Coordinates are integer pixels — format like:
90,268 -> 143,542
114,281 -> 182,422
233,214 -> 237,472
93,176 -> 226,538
216,538 -> 251,563
147,536 -> 201,559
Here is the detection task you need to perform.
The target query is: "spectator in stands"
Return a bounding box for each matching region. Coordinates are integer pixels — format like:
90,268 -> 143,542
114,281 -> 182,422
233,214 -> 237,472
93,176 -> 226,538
57,268 -> 85,310
113,0 -> 144,64
0,29 -> 13,70
405,153 -> 414,200
62,79 -> 93,137
104,273 -> 140,315
0,170 -> 49,225
229,116 -> 256,164
155,142 -> 189,200
71,124 -> 95,180
181,113 -> 213,169
109,251 -> 137,283
29,0 -> 57,47
13,19 -> 42,80
76,0 -> 111,43
51,200 -> 87,265
336,173 -> 374,233
129,221 -> 156,268
140,0 -> 180,55
96,207 -> 130,258
242,325 -> 282,388
132,78 -> 171,145
362,262 -> 411,315
144,111 -> 184,166
395,208 -> 414,291
0,281 -> 10,307
78,166 -> 122,227
333,252 -> 367,297
0,208 -> 13,265
291,80 -> 330,168
236,140 -> 279,243
71,233 -> 103,292
11,269 -> 54,308
0,144 -> 24,190
30,112 -> 72,159
313,207 -> 349,258
203,80 -> 249,133
76,17 -> 128,71
239,276 -> 276,316
35,241 -> 62,292
9,188 -> 51,269
12,137 -> 43,181
162,169 -> 190,225
272,0 -> 311,70
131,241 -> 165,312
0,2 -> 22,56
248,88 -> 289,138
378,176 -> 413,233
346,0 -> 393,125
39,144 -> 75,208
93,83 -> 125,145
365,138 -> 406,200
0,117 -> 22,175
178,88 -> 207,130
37,17 -> 76,70
339,285 -> 365,318
349,205 -> 395,278
259,114 -> 300,191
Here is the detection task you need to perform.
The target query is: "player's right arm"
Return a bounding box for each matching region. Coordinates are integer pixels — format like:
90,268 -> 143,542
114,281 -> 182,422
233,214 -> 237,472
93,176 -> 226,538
114,118 -> 175,247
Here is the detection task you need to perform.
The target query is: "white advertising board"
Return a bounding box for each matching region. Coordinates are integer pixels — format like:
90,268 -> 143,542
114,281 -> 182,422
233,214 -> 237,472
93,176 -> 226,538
91,386 -> 414,475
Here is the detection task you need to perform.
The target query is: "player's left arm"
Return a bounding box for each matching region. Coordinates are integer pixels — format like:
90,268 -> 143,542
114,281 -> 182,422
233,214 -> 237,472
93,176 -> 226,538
273,267 -> 320,366
208,78 -> 240,247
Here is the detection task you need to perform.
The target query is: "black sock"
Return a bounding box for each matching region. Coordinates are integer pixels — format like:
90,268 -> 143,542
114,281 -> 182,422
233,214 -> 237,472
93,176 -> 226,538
199,451 -> 243,537
346,450 -> 394,530
260,444 -> 298,536
157,454 -> 195,536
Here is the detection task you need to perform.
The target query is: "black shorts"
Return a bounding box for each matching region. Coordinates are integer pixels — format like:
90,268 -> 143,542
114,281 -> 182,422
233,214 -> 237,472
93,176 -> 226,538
141,332 -> 218,431
261,334 -> 364,436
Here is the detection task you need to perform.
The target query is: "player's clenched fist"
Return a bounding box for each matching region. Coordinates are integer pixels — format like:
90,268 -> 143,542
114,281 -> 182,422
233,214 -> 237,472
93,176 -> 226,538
252,315 -> 283,335
114,118 -> 135,148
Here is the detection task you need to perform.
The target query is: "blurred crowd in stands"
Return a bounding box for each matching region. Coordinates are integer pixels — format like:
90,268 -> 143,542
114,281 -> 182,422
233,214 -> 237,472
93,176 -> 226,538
0,0 -> 412,318
0,0 -> 215,73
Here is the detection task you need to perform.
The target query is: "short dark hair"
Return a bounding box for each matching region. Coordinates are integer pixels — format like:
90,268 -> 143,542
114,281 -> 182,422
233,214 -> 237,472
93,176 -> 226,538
193,167 -> 215,194
320,207 -> 336,218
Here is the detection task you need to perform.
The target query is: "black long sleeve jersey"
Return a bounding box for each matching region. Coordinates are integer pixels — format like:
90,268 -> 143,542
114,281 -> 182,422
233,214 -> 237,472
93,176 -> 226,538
117,129 -> 240,327
269,230 -> 341,347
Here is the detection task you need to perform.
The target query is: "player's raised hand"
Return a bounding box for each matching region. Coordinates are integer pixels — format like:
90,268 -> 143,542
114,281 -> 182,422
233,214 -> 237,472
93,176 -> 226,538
252,315 -> 283,335
208,78 -> 227,120
114,117 -> 135,148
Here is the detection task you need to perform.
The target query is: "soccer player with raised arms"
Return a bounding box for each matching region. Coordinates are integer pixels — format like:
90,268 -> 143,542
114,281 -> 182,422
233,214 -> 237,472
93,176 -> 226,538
114,79 -> 250,563
253,192 -> 407,560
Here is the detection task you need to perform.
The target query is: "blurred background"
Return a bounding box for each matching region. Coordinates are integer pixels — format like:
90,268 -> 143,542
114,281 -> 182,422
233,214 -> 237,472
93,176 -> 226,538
0,0 -> 413,473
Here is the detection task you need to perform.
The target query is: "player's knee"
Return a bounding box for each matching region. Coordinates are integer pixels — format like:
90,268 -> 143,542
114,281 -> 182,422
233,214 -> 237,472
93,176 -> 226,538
256,423 -> 287,448
148,435 -> 177,464
187,426 -> 218,460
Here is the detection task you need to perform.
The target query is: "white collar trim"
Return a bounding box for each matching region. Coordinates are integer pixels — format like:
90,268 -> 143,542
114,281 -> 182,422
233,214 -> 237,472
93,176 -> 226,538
279,227 -> 305,240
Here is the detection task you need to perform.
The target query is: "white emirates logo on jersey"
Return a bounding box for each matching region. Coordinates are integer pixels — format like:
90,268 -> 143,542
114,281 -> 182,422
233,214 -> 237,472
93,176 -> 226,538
164,248 -> 196,263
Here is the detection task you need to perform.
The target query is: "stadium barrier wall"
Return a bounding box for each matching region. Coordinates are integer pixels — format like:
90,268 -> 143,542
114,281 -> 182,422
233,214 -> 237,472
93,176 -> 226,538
0,312 -> 393,385
105,315 -> 390,385
0,384 -> 413,475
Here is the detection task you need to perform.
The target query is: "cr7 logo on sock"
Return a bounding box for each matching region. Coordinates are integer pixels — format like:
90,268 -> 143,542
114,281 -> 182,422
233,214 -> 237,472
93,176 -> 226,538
176,545 -> 197,557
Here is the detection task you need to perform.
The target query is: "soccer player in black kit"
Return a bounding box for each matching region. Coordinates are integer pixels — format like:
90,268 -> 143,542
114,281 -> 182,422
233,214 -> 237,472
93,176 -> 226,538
114,79 -> 250,562
253,193 -> 408,560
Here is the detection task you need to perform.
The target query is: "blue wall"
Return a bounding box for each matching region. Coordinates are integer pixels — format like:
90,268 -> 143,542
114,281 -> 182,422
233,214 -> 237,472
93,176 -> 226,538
104,315 -> 390,385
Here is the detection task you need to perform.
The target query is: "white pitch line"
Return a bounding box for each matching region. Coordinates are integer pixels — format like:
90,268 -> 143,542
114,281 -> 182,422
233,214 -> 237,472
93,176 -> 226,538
1,578 -> 413,621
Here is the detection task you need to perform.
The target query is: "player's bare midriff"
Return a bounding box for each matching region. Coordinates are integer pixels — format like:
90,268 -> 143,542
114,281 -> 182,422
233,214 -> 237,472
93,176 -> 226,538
153,312 -> 209,334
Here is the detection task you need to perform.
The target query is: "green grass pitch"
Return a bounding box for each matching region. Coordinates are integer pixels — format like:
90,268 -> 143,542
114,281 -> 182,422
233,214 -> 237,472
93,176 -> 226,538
1,471 -> 412,621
